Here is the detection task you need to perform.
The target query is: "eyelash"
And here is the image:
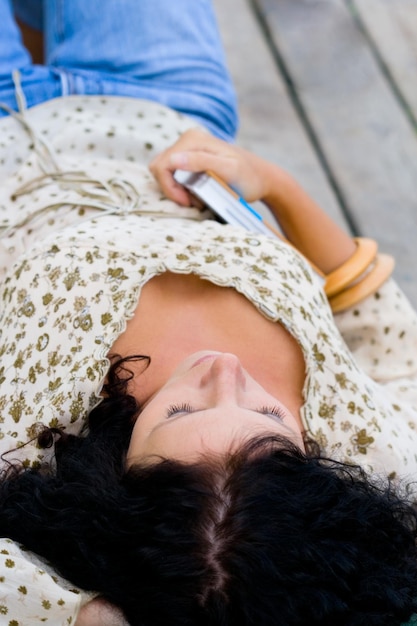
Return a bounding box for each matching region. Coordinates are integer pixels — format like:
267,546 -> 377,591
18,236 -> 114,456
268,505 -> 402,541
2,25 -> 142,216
258,405 -> 287,421
165,403 -> 286,420
166,403 -> 193,418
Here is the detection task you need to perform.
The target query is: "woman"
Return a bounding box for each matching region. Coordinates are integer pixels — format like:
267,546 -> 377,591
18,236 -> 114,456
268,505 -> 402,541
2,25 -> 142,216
1,1 -> 417,625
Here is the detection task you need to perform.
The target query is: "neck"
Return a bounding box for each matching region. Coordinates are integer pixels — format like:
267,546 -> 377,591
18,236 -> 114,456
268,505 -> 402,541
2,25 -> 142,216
109,272 -> 306,428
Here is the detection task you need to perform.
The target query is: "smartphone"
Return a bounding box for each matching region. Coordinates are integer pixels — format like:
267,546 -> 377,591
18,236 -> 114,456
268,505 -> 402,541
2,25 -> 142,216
173,169 -> 274,237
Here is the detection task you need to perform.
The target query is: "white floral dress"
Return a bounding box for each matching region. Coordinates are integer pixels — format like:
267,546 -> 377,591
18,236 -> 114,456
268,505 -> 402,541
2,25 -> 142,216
0,96 -> 416,624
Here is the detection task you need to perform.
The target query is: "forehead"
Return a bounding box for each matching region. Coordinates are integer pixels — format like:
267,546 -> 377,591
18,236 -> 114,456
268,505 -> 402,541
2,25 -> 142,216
128,406 -> 300,465
129,421 -> 271,465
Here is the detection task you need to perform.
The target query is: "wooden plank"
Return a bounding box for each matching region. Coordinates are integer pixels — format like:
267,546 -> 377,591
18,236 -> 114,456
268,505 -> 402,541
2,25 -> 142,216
254,0 -> 417,307
213,0 -> 350,230
352,0 -> 417,124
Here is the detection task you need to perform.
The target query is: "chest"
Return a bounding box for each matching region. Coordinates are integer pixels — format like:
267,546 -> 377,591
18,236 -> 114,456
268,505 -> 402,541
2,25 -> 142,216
110,272 -> 306,415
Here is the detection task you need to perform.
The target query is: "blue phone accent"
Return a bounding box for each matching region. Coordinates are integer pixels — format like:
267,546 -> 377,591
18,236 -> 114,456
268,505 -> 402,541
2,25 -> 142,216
239,197 -> 263,221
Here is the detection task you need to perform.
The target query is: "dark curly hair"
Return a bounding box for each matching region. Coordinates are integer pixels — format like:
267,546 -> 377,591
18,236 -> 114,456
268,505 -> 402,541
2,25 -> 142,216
0,357 -> 417,626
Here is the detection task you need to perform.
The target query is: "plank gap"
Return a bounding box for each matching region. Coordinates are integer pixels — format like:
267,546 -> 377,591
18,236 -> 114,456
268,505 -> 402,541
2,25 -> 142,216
345,0 -> 417,134
250,0 -> 360,235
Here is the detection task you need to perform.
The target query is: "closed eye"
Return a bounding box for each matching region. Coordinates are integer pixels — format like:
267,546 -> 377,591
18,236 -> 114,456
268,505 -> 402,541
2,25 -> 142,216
257,406 -> 286,421
166,403 -> 286,421
166,402 -> 194,418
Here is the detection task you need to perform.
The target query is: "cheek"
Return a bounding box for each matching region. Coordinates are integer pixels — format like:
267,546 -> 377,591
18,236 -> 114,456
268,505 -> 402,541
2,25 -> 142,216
125,424 -> 178,463
288,422 -> 305,451
126,405 -> 173,462
126,427 -> 141,464
126,416 -> 152,461
130,362 -> 176,407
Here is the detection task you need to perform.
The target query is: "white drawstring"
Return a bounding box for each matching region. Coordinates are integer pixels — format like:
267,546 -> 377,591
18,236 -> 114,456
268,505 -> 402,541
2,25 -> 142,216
0,70 -> 195,240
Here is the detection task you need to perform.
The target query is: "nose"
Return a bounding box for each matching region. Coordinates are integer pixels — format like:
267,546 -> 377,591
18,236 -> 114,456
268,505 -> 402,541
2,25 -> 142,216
200,353 -> 247,402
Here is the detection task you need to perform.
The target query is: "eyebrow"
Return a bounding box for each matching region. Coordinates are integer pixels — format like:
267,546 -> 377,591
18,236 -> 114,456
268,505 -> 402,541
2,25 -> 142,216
150,407 -> 294,435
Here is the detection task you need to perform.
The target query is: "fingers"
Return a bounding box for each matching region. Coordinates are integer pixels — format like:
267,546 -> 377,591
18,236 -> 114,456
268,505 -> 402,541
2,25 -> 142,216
152,162 -> 193,206
149,128 -> 273,205
149,128 -> 240,205
170,151 -> 239,182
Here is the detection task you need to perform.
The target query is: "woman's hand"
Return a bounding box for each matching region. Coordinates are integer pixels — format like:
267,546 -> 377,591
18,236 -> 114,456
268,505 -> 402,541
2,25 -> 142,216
149,128 -> 276,206
150,128 -> 356,274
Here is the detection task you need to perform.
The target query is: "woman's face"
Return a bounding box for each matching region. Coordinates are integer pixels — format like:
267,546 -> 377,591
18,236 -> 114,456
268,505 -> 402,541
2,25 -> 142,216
126,351 -> 304,465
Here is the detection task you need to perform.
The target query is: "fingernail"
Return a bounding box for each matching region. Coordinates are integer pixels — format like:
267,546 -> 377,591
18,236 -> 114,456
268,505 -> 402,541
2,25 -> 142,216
170,152 -> 188,168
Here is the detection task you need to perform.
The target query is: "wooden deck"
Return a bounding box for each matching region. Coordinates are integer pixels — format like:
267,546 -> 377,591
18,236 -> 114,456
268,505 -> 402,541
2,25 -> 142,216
214,0 -> 417,308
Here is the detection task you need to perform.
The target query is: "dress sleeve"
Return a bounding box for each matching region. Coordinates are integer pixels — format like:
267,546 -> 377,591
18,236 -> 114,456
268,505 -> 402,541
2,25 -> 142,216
0,538 -> 93,625
335,279 -> 417,472
334,278 -> 417,412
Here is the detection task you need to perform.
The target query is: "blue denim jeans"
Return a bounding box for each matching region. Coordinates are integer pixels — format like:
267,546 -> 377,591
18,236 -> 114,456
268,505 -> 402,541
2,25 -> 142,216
0,0 -> 238,139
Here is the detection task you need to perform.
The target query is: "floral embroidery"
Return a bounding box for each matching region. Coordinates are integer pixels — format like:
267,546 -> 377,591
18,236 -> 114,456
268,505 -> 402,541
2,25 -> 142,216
351,428 -> 375,455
